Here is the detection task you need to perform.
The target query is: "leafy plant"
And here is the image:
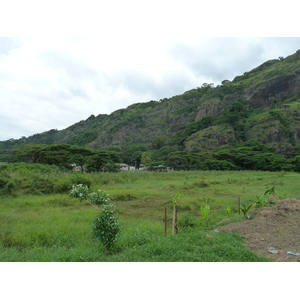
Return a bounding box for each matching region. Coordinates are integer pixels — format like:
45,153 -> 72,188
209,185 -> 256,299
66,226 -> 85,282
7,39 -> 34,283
92,203 -> 120,251
264,185 -> 276,197
89,190 -> 112,205
251,195 -> 274,208
171,192 -> 181,207
200,203 -> 210,228
69,184 -> 120,252
69,184 -> 90,201
240,201 -> 254,219
225,206 -> 231,218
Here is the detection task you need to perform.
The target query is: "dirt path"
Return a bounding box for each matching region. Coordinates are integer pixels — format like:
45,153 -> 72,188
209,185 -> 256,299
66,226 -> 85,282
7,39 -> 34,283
216,198 -> 300,262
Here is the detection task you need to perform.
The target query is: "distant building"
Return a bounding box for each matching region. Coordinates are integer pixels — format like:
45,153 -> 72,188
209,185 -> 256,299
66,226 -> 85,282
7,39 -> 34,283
117,163 -> 136,171
70,163 -> 83,172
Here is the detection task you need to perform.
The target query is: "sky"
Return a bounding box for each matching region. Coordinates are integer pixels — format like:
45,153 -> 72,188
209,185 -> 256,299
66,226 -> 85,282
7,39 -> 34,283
0,1 -> 300,141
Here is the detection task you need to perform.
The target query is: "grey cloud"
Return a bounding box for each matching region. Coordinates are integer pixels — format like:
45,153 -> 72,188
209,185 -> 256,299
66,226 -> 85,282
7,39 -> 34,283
109,69 -> 155,95
53,86 -> 90,100
39,49 -> 99,82
167,37 -> 300,85
168,38 -> 265,84
107,67 -> 197,102
0,114 -> 33,141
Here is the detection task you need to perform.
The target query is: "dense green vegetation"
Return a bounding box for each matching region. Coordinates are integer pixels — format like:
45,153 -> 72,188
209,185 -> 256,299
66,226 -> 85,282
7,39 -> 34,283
4,139 -> 300,173
9,144 -> 121,172
2,163 -> 300,261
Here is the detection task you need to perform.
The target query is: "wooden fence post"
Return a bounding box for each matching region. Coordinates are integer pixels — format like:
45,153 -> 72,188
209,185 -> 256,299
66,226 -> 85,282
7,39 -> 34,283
172,205 -> 178,235
164,207 -> 167,237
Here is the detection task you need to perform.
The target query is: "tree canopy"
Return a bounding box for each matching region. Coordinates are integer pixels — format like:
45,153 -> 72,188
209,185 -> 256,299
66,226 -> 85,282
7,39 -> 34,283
12,144 -> 121,172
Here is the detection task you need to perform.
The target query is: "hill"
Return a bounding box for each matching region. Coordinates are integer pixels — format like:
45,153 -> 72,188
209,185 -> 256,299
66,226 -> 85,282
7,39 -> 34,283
1,49 -> 300,169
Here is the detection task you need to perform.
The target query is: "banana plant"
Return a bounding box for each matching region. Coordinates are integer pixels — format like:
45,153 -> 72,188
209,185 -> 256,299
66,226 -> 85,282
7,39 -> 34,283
240,201 -> 254,219
264,185 -> 276,197
225,206 -> 231,218
200,203 -> 210,228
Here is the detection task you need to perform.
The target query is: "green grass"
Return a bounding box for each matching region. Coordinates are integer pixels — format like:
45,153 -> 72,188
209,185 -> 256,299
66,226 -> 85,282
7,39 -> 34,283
0,217 -> 270,262
1,167 -> 299,261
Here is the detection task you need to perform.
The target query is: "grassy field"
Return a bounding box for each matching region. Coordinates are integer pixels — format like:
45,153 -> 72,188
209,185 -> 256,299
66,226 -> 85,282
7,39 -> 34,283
1,166 -> 300,261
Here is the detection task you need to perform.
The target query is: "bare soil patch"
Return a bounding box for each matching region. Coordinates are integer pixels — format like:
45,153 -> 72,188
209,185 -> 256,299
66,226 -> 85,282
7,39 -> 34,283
216,198 -> 300,262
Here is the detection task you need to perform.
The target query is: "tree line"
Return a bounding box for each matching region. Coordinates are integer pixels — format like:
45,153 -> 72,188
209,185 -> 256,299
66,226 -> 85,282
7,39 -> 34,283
11,144 -> 121,172
7,140 -> 300,173
112,140 -> 300,172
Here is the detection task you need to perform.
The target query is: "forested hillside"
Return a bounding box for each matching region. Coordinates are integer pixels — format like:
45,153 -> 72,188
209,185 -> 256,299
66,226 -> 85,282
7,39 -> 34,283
2,49 -> 300,171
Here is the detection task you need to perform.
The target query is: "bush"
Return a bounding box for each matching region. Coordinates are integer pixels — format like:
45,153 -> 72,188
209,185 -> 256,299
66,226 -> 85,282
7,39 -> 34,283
53,177 -> 73,193
0,175 -> 9,189
0,174 -> 15,196
25,177 -> 54,195
89,190 -> 112,205
92,204 -> 120,251
69,184 -> 121,252
70,174 -> 92,188
69,184 -> 90,201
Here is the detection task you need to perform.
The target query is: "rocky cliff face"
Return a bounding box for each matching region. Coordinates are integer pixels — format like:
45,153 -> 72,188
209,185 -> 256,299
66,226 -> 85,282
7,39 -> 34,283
195,100 -> 222,121
184,51 -> 300,155
185,125 -> 236,153
244,74 -> 300,109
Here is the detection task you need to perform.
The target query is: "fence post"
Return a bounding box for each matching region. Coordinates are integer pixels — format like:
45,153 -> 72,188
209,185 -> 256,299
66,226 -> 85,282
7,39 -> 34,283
172,205 -> 178,235
164,207 -> 167,237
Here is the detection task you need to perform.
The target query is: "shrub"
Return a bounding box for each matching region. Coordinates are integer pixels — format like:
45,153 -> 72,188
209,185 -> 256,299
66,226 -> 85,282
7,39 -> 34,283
92,204 -> 120,251
69,184 -> 121,252
70,174 -> 92,188
0,175 -> 9,188
25,177 -> 54,195
89,190 -> 112,205
0,175 -> 15,196
69,184 -> 90,201
53,177 -> 72,193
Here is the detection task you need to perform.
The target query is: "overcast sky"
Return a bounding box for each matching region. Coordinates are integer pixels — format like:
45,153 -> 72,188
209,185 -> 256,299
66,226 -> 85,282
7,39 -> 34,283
0,1 -> 299,141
